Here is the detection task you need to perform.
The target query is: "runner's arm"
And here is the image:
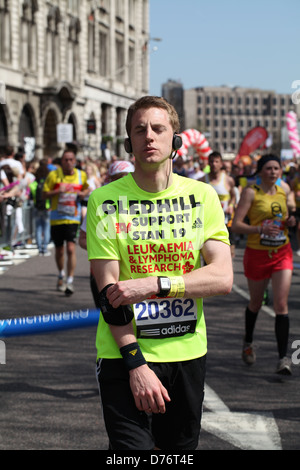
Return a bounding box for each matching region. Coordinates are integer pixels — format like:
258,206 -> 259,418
90,258 -> 171,414
231,186 -> 257,234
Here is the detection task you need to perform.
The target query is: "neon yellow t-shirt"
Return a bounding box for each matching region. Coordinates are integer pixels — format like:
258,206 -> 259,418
87,173 -> 229,363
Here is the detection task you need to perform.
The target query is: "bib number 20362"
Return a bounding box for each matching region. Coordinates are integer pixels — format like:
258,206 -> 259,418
134,298 -> 197,339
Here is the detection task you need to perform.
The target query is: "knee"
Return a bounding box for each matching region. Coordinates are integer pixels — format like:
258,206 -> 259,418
56,245 -> 64,257
273,300 -> 288,315
66,242 -> 76,256
249,301 -> 262,313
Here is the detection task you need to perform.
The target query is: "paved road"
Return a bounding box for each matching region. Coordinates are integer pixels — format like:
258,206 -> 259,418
0,236 -> 299,450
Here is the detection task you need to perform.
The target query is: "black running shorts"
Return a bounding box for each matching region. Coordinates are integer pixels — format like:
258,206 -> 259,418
51,223 -> 78,247
96,355 -> 206,450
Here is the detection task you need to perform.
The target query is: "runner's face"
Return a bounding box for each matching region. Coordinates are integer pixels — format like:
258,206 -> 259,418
260,161 -> 281,184
209,156 -> 223,174
61,152 -> 76,174
130,107 -> 174,166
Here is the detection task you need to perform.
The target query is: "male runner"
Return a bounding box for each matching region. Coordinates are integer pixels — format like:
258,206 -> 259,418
86,96 -> 233,450
43,148 -> 89,295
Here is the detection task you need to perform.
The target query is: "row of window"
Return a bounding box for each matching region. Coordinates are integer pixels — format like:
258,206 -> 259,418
197,95 -> 292,106
203,119 -> 286,129
197,108 -> 289,117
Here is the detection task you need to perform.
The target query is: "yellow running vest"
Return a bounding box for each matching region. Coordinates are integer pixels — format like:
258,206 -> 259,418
246,184 -> 289,250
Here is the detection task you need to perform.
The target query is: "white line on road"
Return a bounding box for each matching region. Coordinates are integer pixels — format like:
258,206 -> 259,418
232,283 -> 275,318
202,383 -> 282,450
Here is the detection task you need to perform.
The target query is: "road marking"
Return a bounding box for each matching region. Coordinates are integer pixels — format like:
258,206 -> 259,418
202,384 -> 282,450
232,283 -> 275,318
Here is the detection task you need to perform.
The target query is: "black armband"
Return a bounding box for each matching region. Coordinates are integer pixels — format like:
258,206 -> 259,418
96,284 -> 134,326
120,342 -> 147,370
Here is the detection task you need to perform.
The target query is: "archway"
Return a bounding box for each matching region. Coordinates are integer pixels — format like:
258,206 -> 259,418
0,104 -> 8,153
18,104 -> 36,160
43,108 -> 59,159
68,112 -> 77,142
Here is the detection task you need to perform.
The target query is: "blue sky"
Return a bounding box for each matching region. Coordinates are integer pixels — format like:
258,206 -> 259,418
149,0 -> 300,96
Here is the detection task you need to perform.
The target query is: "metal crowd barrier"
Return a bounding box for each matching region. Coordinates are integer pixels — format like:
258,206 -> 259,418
0,201 -> 34,249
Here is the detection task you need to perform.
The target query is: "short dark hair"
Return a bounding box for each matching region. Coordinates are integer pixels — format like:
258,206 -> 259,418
209,151 -> 223,160
126,96 -> 180,136
5,145 -> 14,157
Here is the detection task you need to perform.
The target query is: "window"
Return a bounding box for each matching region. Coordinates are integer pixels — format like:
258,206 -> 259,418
0,0 -> 11,63
68,0 -> 79,15
115,36 -> 124,81
45,6 -> 61,78
128,45 -> 135,85
99,29 -> 108,77
68,17 -> 80,82
115,0 -> 124,19
21,0 -> 38,72
129,0 -> 136,26
88,11 -> 95,71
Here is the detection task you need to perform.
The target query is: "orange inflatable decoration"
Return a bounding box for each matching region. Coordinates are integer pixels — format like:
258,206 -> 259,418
240,155 -> 252,166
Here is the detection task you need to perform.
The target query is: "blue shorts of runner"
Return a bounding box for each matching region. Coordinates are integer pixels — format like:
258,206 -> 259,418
96,355 -> 206,450
51,223 -> 78,247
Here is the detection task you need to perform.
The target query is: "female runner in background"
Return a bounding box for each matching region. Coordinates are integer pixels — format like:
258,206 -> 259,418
232,154 -> 296,375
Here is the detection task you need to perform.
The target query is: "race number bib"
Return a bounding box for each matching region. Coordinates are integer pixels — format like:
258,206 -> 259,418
260,219 -> 286,247
133,298 -> 197,339
57,192 -> 78,216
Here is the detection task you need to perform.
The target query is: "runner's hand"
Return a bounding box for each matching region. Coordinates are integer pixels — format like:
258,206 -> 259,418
106,278 -> 158,307
129,364 -> 171,414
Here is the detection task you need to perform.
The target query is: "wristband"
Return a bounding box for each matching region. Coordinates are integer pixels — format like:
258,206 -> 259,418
168,276 -> 185,298
120,342 -> 147,371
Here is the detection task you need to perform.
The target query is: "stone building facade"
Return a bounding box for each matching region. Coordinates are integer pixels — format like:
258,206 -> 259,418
0,0 -> 149,160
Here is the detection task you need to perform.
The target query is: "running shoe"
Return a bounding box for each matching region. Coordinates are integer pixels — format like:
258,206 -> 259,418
57,276 -> 65,292
276,357 -> 292,375
242,339 -> 256,365
65,283 -> 74,296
